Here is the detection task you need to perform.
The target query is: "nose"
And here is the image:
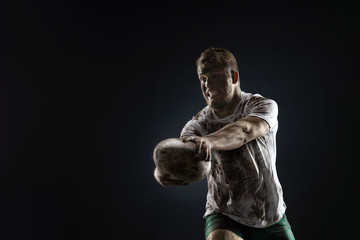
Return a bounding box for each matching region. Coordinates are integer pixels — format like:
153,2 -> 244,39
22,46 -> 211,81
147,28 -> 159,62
205,78 -> 216,89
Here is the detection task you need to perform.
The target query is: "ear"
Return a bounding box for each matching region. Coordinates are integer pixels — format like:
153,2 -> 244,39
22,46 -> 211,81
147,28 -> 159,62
231,70 -> 239,84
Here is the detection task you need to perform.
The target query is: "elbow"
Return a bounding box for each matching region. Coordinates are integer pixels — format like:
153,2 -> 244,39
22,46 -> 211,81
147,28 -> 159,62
243,117 -> 269,137
235,121 -> 267,144
236,122 -> 252,142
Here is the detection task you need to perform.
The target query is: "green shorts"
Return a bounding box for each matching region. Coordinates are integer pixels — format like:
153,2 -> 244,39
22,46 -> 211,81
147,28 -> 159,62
204,213 -> 295,240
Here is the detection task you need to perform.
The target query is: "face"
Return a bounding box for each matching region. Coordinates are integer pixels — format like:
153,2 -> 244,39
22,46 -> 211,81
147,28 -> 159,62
198,67 -> 235,110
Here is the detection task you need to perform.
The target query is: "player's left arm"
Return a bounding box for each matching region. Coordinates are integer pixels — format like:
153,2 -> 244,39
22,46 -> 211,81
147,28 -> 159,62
182,116 -> 269,154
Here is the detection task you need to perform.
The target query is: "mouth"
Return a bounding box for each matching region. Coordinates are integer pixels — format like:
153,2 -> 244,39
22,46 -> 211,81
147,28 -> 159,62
206,90 -> 221,99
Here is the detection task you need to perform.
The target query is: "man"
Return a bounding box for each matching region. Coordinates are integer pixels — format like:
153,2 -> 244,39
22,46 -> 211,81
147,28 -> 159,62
154,48 -> 295,240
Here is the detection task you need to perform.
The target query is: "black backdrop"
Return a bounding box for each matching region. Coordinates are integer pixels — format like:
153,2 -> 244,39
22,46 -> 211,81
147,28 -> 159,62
0,1 -> 353,240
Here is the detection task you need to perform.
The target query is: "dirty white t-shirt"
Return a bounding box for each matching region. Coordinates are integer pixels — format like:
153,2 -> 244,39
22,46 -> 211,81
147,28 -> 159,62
180,91 -> 286,228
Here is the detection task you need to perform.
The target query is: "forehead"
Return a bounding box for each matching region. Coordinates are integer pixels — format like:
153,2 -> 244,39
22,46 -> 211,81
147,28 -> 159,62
198,67 -> 227,77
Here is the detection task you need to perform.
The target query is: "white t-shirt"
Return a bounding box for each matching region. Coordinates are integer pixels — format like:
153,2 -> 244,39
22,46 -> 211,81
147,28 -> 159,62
180,91 -> 286,228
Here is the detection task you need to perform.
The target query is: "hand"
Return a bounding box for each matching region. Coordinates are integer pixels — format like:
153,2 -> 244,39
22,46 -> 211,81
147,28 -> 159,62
160,173 -> 190,187
181,136 -> 212,162
154,168 -> 189,187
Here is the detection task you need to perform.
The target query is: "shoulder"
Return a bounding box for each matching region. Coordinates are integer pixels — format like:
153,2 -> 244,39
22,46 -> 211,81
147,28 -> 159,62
193,106 -> 210,121
243,92 -> 278,110
243,91 -> 275,103
181,106 -> 209,137
241,92 -> 278,129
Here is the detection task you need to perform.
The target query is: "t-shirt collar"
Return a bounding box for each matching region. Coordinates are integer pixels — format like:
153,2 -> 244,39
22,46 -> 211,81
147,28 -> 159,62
210,92 -> 244,121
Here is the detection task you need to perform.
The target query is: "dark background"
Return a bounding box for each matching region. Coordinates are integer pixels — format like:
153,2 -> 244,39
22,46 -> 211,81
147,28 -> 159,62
0,1 -> 353,240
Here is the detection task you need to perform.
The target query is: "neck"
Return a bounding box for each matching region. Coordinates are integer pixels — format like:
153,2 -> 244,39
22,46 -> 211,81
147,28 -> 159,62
214,88 -> 241,118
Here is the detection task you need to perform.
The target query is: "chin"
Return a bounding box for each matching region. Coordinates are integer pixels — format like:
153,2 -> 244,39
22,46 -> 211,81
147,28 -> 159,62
208,100 -> 225,110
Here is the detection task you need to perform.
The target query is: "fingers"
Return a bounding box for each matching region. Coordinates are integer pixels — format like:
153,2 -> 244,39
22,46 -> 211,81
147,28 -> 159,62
198,138 -> 211,162
181,136 -> 212,162
182,136 -> 205,153
181,136 -> 194,142
198,139 -> 204,154
206,143 -> 211,162
160,173 -> 189,187
204,140 -> 212,162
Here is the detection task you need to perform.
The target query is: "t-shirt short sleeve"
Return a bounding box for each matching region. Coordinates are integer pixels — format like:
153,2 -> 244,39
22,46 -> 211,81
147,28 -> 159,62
247,96 -> 278,130
180,118 -> 207,137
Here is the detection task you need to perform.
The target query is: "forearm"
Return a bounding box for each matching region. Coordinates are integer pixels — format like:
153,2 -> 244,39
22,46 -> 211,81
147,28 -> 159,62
182,116 -> 269,154
205,115 -> 269,151
205,121 -> 250,151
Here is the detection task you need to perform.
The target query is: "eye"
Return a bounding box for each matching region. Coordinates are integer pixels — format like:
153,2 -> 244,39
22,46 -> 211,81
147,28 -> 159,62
200,77 -> 207,82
